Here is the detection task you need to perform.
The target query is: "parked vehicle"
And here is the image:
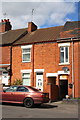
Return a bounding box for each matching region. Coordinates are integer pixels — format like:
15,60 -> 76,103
0,85 -> 49,108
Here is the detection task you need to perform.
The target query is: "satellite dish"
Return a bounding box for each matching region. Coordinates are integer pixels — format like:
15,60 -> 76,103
62,67 -> 69,72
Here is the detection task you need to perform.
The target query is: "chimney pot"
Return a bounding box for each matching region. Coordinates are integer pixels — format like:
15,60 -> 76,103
4,19 -> 7,22
0,19 -> 12,32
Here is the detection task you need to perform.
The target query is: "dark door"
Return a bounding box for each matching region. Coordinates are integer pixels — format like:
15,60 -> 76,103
60,80 -> 68,99
14,86 -> 29,102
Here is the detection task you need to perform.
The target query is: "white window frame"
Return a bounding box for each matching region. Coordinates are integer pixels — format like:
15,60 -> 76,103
21,45 -> 32,63
58,43 -> 70,65
60,46 -> 69,64
21,69 -> 32,86
22,73 -> 30,86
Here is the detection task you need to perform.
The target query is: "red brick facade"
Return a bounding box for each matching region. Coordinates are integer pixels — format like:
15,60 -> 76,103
11,41 -> 80,100
0,46 -> 11,64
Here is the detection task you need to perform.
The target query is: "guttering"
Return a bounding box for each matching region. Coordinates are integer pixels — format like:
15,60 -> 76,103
57,36 -> 80,43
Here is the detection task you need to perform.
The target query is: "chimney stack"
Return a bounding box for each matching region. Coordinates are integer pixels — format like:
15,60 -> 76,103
28,22 -> 37,33
0,19 -> 12,33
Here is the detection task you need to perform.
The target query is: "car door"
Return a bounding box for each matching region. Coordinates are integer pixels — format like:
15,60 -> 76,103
2,86 -> 17,102
13,86 -> 29,102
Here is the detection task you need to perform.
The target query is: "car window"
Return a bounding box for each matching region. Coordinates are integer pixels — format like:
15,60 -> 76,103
28,86 -> 40,92
5,86 -> 17,92
17,86 -> 29,92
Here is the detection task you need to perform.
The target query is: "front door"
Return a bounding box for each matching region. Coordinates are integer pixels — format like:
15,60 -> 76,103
36,73 -> 43,91
60,80 -> 68,99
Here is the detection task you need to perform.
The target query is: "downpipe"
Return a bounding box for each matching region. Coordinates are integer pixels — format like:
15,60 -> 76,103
71,38 -> 74,98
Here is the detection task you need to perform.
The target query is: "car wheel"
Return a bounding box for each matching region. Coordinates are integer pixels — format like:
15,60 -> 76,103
23,98 -> 34,108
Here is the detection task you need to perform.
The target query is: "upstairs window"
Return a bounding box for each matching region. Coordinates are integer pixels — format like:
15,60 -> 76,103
21,45 -> 32,62
60,46 -> 69,64
22,48 -> 31,62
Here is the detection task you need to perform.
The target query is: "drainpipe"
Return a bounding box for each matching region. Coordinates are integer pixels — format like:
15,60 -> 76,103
32,44 -> 34,86
71,38 -> 74,98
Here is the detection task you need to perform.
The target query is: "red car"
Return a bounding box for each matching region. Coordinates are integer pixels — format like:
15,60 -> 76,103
0,85 -> 49,108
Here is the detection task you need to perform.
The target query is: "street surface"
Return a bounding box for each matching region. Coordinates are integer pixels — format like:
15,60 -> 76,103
1,101 -> 78,118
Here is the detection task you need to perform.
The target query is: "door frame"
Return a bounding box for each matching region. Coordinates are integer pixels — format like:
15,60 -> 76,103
36,72 -> 43,91
59,80 -> 68,99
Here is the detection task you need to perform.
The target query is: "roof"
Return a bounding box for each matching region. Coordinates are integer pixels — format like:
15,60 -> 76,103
0,28 -> 27,46
13,26 -> 63,45
56,21 -> 80,40
0,21 -> 80,46
59,28 -> 80,39
63,21 -> 80,31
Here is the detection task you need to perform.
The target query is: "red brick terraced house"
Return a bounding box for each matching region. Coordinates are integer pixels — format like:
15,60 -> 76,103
0,19 -> 28,86
0,19 -> 80,101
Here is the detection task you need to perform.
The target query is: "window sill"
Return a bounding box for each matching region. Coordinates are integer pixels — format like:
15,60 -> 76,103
59,63 -> 70,65
22,61 -> 31,63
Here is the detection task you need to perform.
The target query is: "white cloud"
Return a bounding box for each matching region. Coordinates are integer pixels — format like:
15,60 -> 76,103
0,1 -> 77,29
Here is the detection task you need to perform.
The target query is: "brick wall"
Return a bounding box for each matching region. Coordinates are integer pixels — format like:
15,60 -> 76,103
12,46 -> 32,84
0,46 -> 11,64
74,42 -> 79,98
12,41 -> 80,98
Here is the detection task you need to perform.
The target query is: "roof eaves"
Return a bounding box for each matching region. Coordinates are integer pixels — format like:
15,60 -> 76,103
0,43 -> 12,47
12,39 -> 57,46
57,36 -> 80,43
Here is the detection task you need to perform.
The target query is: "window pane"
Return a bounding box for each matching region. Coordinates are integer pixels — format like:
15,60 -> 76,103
5,86 -> 17,92
23,48 -> 30,53
23,78 -> 30,86
60,52 -> 64,63
17,86 -> 29,92
60,47 -> 64,51
22,73 -> 30,86
22,48 -> 31,62
23,54 -> 30,61
22,73 -> 30,77
60,47 -> 64,63
65,47 -> 68,62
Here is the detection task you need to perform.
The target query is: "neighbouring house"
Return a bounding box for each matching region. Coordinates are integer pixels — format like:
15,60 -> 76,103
0,19 -> 80,101
0,19 -> 28,86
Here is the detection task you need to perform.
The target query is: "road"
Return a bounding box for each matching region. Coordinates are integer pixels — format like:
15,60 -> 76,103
1,101 -> 78,118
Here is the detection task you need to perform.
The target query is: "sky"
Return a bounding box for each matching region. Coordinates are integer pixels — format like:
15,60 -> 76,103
0,0 -> 80,30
